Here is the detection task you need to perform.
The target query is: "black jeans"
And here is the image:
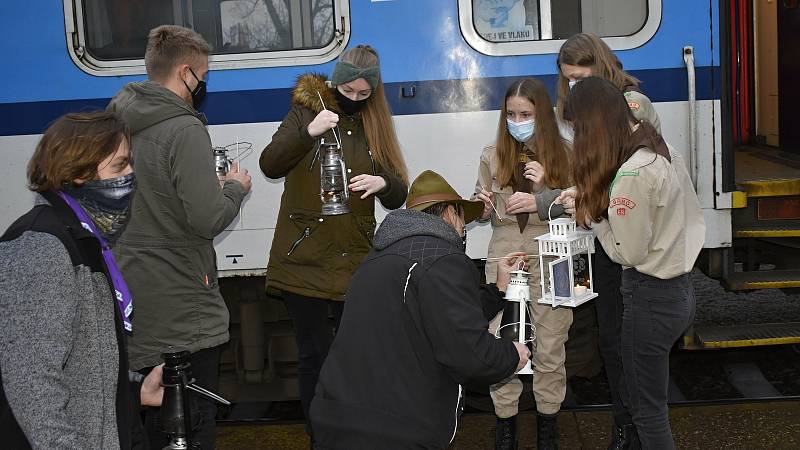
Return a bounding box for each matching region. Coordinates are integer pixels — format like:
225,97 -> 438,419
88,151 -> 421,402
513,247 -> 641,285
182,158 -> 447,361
140,345 -> 223,450
620,270 -> 695,450
282,291 -> 345,437
592,239 -> 632,427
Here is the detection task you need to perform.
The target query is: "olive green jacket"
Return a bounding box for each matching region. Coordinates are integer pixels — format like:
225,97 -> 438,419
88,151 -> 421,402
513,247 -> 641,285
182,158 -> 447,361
108,81 -> 246,370
259,74 -> 407,300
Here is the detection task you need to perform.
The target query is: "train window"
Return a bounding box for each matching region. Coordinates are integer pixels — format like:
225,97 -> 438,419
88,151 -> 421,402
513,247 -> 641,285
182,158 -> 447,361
66,0 -> 349,75
459,0 -> 661,55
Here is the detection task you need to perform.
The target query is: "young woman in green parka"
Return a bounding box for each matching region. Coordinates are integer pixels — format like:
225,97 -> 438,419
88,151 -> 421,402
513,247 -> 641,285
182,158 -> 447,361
259,44 -> 408,435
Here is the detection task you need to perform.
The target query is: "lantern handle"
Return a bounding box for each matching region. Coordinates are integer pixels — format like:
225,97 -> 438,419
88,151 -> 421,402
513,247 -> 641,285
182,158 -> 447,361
548,198 -> 557,222
316,90 -> 342,148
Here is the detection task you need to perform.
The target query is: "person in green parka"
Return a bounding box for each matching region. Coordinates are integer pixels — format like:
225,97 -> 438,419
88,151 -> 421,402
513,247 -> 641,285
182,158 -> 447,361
259,44 -> 408,438
108,25 -> 251,450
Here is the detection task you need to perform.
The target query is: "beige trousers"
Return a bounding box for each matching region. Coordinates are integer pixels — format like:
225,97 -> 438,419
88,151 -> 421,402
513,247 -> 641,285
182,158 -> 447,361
485,222 -> 573,417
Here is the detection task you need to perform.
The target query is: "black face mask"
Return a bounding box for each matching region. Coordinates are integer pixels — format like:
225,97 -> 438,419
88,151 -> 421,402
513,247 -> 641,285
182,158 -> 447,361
183,68 -> 207,109
334,89 -> 368,115
63,173 -> 136,243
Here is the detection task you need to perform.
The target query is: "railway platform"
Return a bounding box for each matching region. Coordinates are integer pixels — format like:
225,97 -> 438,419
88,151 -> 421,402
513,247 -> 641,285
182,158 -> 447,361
216,399 -> 800,450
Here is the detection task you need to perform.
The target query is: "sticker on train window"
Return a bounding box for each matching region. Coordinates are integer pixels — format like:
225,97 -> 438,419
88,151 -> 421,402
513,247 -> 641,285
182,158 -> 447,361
459,0 -> 662,55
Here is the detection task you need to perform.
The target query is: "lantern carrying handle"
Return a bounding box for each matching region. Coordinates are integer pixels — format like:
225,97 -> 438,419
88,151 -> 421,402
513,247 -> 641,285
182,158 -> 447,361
316,90 -> 342,148
548,198 -> 557,222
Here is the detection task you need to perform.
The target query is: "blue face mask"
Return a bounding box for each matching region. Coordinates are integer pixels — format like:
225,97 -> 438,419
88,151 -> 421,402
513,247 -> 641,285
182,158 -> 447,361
506,118 -> 535,143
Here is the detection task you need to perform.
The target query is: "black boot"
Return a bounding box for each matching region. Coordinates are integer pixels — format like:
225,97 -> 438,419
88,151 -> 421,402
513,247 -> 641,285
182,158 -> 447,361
608,423 -> 641,450
536,412 -> 559,450
494,415 -> 518,450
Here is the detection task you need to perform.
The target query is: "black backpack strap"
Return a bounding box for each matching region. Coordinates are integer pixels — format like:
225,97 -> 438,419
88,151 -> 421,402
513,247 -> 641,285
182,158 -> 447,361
0,200 -> 86,268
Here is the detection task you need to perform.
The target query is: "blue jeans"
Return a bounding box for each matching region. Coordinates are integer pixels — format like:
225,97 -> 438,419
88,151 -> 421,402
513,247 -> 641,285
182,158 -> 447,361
620,270 -> 695,450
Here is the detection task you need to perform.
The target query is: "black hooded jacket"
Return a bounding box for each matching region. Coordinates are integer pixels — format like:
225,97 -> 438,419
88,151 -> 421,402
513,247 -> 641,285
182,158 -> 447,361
310,209 -> 519,449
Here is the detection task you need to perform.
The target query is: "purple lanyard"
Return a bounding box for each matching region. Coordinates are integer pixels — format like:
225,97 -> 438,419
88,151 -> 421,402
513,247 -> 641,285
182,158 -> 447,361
57,191 -> 133,332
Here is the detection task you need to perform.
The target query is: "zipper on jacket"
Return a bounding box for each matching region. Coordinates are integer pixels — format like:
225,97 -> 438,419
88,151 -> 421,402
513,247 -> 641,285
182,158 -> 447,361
308,141 -> 321,172
367,149 -> 377,175
450,384 -> 463,443
287,226 -> 311,256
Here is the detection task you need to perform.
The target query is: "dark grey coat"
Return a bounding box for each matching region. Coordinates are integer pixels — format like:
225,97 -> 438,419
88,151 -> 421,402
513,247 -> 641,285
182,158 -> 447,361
0,194 -> 139,450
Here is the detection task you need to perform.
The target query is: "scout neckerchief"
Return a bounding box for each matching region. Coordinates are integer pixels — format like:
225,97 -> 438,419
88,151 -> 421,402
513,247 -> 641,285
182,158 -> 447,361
512,148 -> 536,233
58,191 -> 133,332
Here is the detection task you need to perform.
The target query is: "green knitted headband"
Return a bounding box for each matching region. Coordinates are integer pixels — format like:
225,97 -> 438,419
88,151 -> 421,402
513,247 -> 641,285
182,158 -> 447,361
330,61 -> 380,90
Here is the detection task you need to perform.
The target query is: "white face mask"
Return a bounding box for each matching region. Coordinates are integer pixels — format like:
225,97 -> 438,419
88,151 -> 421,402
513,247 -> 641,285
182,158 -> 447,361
568,79 -> 579,90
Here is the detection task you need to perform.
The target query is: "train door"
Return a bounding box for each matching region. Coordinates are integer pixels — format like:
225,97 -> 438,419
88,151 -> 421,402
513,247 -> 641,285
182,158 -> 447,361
698,0 -> 800,348
778,0 -> 800,151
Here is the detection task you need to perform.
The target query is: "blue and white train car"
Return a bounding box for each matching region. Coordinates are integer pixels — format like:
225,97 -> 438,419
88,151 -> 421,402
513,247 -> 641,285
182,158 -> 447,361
0,0 -> 735,279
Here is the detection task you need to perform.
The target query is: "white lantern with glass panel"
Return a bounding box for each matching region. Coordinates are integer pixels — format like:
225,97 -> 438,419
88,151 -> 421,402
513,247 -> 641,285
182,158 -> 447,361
535,218 -> 598,307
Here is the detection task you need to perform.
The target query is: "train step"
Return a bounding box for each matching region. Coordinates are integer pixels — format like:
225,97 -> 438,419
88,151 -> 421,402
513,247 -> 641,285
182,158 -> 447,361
725,269 -> 800,290
734,146 -> 800,198
734,227 -> 800,238
737,178 -> 800,198
694,322 -> 800,348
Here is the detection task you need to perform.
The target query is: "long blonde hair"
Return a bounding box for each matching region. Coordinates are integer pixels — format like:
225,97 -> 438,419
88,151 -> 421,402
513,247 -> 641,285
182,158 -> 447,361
556,33 -> 640,118
340,45 -> 408,184
495,78 -> 571,189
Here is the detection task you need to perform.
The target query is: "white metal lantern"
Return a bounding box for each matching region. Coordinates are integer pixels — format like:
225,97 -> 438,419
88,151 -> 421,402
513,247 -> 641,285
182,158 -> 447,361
535,218 -> 598,308
494,268 -> 536,374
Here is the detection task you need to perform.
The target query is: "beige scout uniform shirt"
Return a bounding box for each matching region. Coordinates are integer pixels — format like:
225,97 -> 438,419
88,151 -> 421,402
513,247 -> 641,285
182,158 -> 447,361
625,90 -> 662,134
473,143 -> 568,285
592,145 -> 705,279
473,143 -> 575,417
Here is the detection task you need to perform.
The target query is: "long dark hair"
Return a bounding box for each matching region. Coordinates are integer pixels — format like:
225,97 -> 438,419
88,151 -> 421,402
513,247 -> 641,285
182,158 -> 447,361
565,77 -> 661,223
495,77 -> 571,189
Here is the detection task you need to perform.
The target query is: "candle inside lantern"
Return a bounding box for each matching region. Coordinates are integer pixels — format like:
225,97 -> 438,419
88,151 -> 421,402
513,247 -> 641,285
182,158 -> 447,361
574,285 -> 587,296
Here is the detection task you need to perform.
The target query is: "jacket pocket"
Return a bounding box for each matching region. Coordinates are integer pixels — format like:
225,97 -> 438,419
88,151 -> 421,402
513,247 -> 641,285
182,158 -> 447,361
353,214 -> 377,246
490,181 -> 513,218
182,246 -> 219,291
284,209 -> 326,263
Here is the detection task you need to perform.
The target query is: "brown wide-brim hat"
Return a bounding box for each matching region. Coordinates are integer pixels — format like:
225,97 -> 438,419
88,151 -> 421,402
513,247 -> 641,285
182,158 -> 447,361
406,170 -> 485,224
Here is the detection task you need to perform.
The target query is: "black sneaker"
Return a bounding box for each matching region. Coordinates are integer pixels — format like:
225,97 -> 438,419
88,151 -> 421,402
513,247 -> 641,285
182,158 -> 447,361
608,423 -> 641,450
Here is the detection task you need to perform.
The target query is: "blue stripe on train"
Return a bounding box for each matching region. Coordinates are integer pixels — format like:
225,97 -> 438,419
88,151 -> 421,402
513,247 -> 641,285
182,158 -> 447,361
0,66 -> 719,136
